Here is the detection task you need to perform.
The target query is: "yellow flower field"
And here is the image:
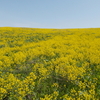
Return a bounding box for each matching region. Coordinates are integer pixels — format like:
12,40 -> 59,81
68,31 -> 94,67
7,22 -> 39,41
0,27 -> 100,100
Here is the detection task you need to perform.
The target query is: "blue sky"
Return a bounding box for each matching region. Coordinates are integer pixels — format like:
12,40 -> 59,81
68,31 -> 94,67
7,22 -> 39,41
0,0 -> 100,28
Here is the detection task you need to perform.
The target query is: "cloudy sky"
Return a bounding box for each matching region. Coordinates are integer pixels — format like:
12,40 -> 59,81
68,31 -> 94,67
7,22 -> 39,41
0,0 -> 100,28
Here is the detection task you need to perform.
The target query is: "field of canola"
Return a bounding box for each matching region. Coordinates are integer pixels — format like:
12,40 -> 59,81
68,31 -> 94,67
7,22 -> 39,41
0,27 -> 100,100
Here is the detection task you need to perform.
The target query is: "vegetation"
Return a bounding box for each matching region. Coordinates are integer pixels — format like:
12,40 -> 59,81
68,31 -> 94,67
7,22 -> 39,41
0,27 -> 100,100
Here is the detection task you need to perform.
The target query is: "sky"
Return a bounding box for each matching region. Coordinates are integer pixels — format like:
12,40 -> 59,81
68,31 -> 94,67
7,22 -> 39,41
0,0 -> 100,29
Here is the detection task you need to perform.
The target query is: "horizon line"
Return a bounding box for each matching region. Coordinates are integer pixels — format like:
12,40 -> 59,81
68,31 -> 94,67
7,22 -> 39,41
0,26 -> 100,29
